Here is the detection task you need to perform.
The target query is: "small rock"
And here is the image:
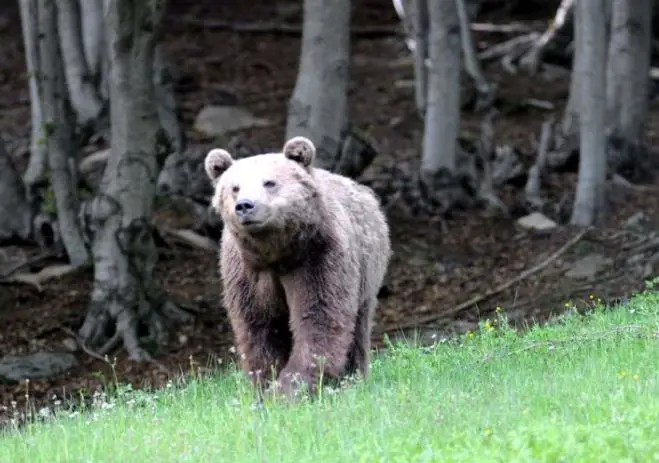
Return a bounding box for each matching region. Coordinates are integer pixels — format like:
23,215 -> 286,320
0,352 -> 78,384
193,106 -> 271,137
516,212 -> 557,231
565,253 -> 612,280
62,338 -> 78,352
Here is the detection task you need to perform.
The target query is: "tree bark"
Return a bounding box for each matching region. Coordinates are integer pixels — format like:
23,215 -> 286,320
153,44 -> 186,155
79,0 -> 190,360
558,16 -> 581,150
18,0 -> 48,194
0,138 -> 32,243
55,0 -> 104,127
605,0 -> 653,145
570,0 -> 608,227
411,0 -> 429,114
285,0 -> 350,171
37,0 -> 89,266
455,0 -> 494,110
421,0 -> 461,175
79,0 -> 104,84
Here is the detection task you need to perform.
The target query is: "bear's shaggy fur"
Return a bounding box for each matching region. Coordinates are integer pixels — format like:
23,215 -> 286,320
204,136 -> 391,398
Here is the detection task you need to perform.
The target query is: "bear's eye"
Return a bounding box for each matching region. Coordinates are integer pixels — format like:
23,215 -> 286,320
232,185 -> 240,194
263,180 -> 277,189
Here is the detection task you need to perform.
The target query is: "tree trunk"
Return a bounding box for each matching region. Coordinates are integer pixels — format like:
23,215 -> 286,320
37,0 -> 90,266
455,0 -> 495,110
411,0 -> 429,114
154,44 -> 186,155
56,0 -> 104,127
605,0 -> 653,145
421,0 -> 461,175
285,0 -> 350,171
18,0 -> 48,194
0,137 -> 32,243
570,0 -> 608,227
78,0 -> 190,360
79,0 -> 104,85
558,13 -> 582,150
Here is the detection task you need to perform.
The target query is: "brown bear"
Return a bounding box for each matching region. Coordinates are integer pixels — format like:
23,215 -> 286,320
204,136 -> 391,399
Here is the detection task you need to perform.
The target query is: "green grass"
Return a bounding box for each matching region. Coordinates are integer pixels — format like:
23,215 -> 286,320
2,290 -> 659,463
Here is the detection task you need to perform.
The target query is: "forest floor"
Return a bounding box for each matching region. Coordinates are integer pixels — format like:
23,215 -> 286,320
1,0 -> 659,423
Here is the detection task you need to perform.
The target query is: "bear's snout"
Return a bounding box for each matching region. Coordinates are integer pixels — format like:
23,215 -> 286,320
234,199 -> 257,220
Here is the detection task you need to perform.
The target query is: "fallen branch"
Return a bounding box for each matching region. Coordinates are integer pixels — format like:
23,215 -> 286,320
611,174 -> 658,192
0,251 -> 56,278
158,226 -> 218,252
0,263 -> 80,292
79,148 -> 110,175
477,33 -> 538,62
383,228 -> 589,332
470,22 -> 532,33
523,98 -> 555,110
519,0 -> 575,74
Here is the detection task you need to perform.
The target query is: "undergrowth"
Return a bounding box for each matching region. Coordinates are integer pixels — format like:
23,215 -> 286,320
1,283 -> 659,462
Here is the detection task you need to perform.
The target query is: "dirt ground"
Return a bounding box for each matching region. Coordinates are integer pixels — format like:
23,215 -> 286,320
1,0 -> 659,423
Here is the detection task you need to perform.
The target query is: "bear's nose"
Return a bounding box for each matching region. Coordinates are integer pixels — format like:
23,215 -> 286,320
234,199 -> 256,217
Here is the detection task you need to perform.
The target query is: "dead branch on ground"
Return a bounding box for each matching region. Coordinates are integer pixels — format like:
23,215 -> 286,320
0,263 -> 81,292
519,0 -> 575,74
382,228 -> 589,333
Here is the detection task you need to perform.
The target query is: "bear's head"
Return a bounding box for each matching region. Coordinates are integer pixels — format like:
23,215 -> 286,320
204,136 -> 323,239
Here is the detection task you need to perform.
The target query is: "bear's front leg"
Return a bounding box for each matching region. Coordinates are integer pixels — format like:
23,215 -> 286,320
277,261 -> 359,398
229,314 -> 292,389
222,266 -> 291,390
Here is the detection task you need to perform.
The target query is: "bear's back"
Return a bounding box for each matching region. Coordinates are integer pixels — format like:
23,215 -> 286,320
312,167 -> 391,300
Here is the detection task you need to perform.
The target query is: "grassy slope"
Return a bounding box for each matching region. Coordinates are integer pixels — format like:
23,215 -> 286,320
1,290 -> 659,463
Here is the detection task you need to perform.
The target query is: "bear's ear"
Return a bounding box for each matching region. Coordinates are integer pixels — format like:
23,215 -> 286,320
283,136 -> 315,168
204,149 -> 233,182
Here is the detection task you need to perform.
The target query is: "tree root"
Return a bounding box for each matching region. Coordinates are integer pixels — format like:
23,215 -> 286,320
79,292 -> 194,362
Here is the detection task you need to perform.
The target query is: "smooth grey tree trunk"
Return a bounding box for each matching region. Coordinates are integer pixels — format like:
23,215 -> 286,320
79,0 -> 104,84
80,0 -> 191,360
455,0 -> 494,109
37,0 -> 89,266
411,0 -> 429,114
606,0 -> 653,145
154,44 -> 186,155
558,14 -> 582,149
78,0 -> 190,360
570,0 -> 608,227
421,0 -> 461,175
56,0 -> 104,127
285,0 -> 350,170
18,0 -> 48,194
0,138 -> 32,242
